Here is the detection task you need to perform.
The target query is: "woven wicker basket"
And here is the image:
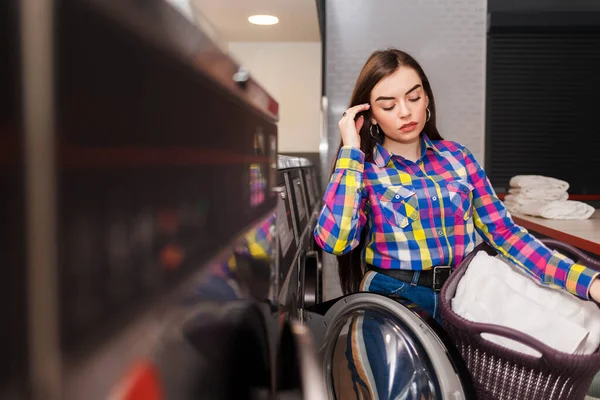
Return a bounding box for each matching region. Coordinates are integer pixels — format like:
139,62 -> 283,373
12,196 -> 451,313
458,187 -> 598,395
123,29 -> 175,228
440,239 -> 600,400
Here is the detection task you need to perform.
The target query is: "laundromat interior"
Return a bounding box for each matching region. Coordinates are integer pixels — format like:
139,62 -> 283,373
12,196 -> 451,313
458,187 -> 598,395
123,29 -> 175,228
3,0 -> 600,399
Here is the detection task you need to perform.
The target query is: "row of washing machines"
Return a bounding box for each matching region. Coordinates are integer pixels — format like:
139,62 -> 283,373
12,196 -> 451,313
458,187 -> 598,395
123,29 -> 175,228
274,159 -> 472,400
275,156 -> 323,318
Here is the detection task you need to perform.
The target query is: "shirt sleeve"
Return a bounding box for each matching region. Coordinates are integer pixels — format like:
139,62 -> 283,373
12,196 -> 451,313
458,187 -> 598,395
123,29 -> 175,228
314,146 -> 368,255
463,146 -> 600,299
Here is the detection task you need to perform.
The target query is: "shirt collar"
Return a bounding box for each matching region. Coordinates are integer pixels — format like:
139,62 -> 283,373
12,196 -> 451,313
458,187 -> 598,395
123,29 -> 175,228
373,133 -> 440,167
373,142 -> 392,167
422,133 -> 440,154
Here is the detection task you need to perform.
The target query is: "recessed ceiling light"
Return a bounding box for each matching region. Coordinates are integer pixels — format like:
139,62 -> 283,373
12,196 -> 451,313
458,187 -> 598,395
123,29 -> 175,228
248,15 -> 279,26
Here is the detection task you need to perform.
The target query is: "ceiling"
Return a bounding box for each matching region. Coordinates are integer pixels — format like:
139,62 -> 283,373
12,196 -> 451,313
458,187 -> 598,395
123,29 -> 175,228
189,0 -> 321,43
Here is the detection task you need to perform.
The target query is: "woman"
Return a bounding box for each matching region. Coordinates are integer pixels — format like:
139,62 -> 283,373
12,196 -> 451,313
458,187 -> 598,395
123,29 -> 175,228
314,48 -> 600,322
315,48 -> 600,399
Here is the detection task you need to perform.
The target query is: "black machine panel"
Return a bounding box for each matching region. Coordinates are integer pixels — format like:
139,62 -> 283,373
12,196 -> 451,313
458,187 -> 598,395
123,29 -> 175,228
276,172 -> 299,288
55,0 -> 278,355
285,169 -> 310,239
280,258 -> 302,320
310,168 -> 322,206
0,1 -> 27,397
300,167 -> 317,211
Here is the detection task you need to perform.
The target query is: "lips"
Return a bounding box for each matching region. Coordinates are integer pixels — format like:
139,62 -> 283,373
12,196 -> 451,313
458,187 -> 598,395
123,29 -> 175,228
399,122 -> 418,133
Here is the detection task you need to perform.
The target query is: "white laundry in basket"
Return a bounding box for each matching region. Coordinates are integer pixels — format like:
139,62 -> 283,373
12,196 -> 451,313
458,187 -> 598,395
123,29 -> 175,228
452,251 -> 600,357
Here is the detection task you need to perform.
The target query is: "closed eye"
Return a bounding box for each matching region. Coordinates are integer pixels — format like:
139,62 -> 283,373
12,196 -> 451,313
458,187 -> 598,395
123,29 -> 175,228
408,96 -> 421,103
383,105 -> 395,111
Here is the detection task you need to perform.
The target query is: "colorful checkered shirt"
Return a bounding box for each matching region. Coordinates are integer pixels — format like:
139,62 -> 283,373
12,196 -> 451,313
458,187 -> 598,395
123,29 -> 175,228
314,134 -> 599,299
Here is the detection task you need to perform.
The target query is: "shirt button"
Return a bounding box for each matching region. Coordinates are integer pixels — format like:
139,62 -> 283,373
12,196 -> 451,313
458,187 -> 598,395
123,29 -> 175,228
395,194 -> 401,199
437,230 -> 443,236
463,187 -> 469,193
432,196 -> 437,201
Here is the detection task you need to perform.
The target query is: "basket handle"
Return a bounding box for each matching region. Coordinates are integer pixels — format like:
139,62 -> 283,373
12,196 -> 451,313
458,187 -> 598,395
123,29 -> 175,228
540,238 -> 600,271
466,321 -> 564,361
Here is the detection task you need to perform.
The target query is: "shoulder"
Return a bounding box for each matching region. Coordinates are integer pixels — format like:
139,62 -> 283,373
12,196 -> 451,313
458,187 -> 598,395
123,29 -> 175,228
431,139 -> 469,157
436,140 -> 465,151
430,140 -> 479,173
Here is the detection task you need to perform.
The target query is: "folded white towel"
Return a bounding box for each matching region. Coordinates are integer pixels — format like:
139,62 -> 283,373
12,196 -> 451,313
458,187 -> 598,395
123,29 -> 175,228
504,201 -> 519,214
540,200 -> 595,220
509,175 -> 569,191
452,251 -> 600,356
517,200 -> 595,220
504,193 -> 567,206
503,193 -> 564,215
512,200 -> 551,216
509,187 -> 569,201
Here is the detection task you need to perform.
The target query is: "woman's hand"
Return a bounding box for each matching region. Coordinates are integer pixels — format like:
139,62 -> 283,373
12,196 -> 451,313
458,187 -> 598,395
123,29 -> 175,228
590,278 -> 600,302
339,103 -> 370,148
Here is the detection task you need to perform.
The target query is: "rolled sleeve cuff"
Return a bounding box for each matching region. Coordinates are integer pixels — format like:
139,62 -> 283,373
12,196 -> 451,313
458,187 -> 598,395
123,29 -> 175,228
566,263 -> 600,299
336,146 -> 365,173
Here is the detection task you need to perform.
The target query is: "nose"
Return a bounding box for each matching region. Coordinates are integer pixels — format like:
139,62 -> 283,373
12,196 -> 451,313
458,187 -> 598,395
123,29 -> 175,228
397,101 -> 411,119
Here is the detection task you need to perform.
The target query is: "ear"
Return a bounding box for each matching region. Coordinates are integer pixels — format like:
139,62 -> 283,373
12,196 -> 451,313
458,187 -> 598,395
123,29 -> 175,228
371,118 -> 377,125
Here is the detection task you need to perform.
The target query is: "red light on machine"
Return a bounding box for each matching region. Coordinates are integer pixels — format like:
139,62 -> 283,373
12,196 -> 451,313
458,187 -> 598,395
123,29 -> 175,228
112,360 -> 164,400
160,243 -> 184,270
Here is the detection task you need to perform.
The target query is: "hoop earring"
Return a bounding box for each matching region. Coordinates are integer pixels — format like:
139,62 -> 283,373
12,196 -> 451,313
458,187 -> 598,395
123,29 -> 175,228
426,108 -> 431,122
370,124 -> 380,140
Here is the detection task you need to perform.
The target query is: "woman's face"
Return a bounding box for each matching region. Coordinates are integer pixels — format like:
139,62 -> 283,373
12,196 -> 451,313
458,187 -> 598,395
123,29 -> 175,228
369,66 -> 429,145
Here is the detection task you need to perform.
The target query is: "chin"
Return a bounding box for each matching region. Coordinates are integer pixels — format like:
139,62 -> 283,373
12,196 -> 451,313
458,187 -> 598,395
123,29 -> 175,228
389,130 -> 422,144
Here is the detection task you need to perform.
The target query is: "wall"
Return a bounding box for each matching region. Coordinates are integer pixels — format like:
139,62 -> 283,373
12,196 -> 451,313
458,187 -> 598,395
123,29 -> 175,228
228,42 -> 322,153
322,0 -> 487,299
324,0 -> 487,166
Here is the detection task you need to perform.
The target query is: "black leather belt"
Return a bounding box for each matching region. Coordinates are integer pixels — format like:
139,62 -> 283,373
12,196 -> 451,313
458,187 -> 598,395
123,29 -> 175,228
367,265 -> 453,292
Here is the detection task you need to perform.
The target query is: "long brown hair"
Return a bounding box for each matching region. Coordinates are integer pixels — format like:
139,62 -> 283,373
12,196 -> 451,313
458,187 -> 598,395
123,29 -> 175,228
333,49 -> 443,295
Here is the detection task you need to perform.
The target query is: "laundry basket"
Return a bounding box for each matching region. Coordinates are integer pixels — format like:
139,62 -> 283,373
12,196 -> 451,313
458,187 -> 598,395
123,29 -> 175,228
440,239 -> 600,400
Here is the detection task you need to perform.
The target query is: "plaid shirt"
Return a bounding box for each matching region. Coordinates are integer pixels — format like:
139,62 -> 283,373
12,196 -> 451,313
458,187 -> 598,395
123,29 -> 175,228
314,134 -> 599,299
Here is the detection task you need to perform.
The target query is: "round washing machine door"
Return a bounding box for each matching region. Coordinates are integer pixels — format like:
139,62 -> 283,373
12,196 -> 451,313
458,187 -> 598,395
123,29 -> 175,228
304,293 -> 473,400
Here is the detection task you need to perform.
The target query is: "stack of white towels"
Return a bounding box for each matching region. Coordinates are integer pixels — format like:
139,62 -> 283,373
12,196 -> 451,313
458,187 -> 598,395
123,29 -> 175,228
452,251 -> 600,357
504,175 -> 595,220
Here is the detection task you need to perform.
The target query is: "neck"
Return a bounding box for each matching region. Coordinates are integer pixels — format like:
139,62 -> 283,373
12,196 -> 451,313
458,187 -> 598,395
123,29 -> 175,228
383,136 -> 421,162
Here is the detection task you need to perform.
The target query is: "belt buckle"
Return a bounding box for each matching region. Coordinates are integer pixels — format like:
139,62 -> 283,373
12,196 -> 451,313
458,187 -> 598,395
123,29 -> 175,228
432,266 -> 452,292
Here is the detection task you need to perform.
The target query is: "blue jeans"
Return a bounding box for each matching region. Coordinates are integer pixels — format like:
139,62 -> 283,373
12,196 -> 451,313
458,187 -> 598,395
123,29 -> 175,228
361,270 -> 441,324
341,271 -> 440,399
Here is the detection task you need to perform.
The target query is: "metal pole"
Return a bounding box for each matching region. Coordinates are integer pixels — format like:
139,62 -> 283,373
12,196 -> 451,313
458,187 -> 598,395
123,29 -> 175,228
20,0 -> 62,398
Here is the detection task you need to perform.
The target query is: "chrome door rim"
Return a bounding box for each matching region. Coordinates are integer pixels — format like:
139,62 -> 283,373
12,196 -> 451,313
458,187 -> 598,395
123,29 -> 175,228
317,292 -> 467,399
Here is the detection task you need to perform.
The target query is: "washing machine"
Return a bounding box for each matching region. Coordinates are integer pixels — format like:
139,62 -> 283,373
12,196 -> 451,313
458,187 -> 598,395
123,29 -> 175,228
297,163 -> 324,309
303,293 -> 476,399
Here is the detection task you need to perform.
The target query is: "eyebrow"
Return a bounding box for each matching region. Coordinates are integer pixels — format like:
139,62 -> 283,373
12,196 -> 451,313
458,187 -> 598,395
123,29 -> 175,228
374,84 -> 422,102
